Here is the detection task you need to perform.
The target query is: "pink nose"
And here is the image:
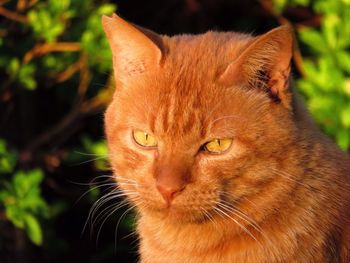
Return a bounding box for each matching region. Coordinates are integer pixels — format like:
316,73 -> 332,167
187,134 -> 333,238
156,183 -> 185,205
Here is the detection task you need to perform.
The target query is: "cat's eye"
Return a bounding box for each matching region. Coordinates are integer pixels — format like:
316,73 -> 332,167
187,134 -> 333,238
204,138 -> 232,154
133,130 -> 158,147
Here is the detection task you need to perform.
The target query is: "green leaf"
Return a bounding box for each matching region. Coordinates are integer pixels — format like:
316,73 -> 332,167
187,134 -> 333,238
343,79 -> 350,96
49,0 -> 71,13
88,187 -> 100,202
336,50 -> 350,73
18,63 -> 37,90
13,169 -> 44,198
120,211 -> 136,230
97,4 -> 116,15
8,58 -> 20,77
0,139 -> 6,153
272,0 -> 288,12
291,0 -> 310,6
0,139 -> 17,173
314,0 -> 339,15
340,105 -> 350,127
81,137 -> 108,170
336,128 -> 350,150
0,158 -> 14,173
28,1 -> 69,43
24,214 -> 43,245
6,205 -> 25,229
298,79 -> 317,97
299,28 -> 328,53
322,14 -> 340,50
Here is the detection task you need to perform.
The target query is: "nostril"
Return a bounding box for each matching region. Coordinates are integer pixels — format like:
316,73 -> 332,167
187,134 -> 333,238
155,165 -> 189,205
156,183 -> 185,205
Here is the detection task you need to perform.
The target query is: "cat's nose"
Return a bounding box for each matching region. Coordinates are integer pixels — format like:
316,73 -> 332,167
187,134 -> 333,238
156,183 -> 185,206
155,165 -> 189,206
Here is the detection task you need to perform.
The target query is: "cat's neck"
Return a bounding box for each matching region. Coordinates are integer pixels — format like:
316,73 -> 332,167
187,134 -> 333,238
137,209 -> 299,262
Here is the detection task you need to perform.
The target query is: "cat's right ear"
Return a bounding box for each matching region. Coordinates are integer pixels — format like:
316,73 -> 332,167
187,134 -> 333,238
102,14 -> 164,86
218,25 -> 294,108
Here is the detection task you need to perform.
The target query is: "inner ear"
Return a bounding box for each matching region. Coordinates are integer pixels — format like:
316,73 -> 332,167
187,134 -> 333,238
218,25 -> 294,107
255,68 -> 281,103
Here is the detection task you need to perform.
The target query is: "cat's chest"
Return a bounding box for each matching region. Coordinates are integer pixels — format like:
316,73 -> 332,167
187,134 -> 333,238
138,223 -> 272,263
139,238 -> 319,263
137,219 -> 326,263
139,238 -> 269,263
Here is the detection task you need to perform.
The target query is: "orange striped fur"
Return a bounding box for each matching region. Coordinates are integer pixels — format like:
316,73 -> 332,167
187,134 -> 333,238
102,14 -> 350,262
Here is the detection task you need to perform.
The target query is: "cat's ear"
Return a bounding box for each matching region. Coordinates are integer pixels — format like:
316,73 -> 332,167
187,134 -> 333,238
218,25 -> 294,107
102,14 -> 163,85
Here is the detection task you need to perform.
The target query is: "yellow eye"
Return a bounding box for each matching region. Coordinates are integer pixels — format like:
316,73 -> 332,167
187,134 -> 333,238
204,138 -> 232,154
133,130 -> 158,147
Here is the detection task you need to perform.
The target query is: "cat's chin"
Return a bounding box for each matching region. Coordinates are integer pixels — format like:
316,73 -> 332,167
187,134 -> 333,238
142,205 -> 212,225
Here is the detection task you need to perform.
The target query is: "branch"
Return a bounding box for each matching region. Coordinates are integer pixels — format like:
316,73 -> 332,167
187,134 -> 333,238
16,0 -> 27,11
22,107 -> 82,155
76,53 -> 91,104
81,76 -> 115,114
20,76 -> 115,163
23,42 -> 81,64
0,1 -> 9,6
0,211 -> 7,221
55,60 -> 81,82
0,29 -> 7,37
55,53 -> 89,84
0,6 -> 27,23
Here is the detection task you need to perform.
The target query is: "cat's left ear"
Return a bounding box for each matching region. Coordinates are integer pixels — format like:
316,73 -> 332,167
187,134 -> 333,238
219,25 -> 294,108
102,14 -> 164,86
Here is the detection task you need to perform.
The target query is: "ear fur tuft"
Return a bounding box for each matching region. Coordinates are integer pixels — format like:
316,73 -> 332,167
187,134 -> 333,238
102,13 -> 163,86
218,25 -> 294,107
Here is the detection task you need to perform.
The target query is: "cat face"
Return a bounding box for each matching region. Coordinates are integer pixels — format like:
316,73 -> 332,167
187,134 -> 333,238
103,14 -> 295,224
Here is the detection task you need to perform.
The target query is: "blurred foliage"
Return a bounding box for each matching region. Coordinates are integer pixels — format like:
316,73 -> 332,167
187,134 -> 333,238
274,0 -> 350,149
0,0 -> 350,262
81,137 -> 109,171
0,167 -> 48,245
0,0 -> 116,257
0,139 -> 17,173
1,0 -> 115,91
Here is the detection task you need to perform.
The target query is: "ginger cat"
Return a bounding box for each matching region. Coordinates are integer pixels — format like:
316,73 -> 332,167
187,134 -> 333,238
102,14 -> 350,263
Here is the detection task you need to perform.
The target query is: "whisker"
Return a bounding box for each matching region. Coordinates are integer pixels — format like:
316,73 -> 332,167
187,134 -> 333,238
95,202 -> 133,247
217,203 -> 271,247
67,174 -> 115,187
74,183 -> 117,206
90,191 -> 136,226
270,169 -> 311,189
91,197 -> 132,228
74,150 -> 108,157
113,205 -> 137,252
82,189 -> 123,235
219,200 -> 261,229
213,206 -> 262,247
218,192 -> 278,255
72,156 -> 109,166
200,206 -> 218,229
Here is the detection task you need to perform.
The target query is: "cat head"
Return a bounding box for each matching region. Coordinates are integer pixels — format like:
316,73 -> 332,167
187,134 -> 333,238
102,14 -> 296,224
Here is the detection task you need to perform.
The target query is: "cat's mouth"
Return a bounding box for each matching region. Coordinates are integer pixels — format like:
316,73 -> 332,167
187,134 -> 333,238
134,188 -> 221,223
142,201 -> 216,224
164,208 -> 212,224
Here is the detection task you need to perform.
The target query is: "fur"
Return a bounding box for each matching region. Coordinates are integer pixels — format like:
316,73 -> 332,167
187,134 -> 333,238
102,14 -> 350,263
